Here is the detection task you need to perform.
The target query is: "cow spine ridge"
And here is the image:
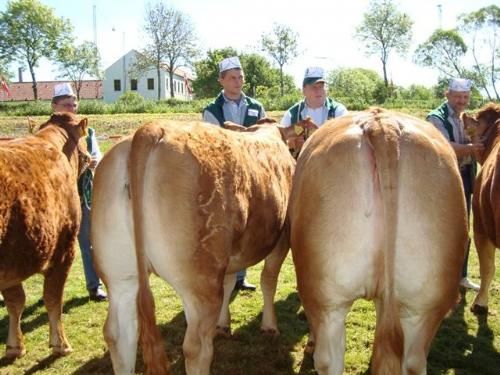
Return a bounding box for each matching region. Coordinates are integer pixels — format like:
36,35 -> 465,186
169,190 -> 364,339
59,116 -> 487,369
129,123 -> 170,375
364,116 -> 404,374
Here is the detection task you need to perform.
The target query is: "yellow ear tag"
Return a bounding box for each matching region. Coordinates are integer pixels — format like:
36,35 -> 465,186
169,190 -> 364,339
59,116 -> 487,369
294,125 -> 304,136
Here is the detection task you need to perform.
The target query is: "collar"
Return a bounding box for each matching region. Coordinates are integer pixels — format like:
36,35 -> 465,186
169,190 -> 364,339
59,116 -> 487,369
222,91 -> 245,105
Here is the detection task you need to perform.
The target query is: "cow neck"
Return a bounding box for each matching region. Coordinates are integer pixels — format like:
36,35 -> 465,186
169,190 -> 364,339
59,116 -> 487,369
480,120 -> 500,165
37,124 -> 81,167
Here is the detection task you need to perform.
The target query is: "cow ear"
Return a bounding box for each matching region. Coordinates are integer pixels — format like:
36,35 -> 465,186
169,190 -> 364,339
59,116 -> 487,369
27,117 -> 37,134
78,118 -> 89,137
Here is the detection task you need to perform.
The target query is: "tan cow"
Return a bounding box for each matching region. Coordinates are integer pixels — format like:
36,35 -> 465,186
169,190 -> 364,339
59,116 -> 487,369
0,113 -> 89,358
462,103 -> 500,314
289,108 -> 467,374
91,119 -> 302,374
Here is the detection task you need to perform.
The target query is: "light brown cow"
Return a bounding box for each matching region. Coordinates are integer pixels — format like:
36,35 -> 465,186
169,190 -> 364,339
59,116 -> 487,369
91,119 -> 302,374
0,113 -> 89,358
462,103 -> 500,314
289,108 -> 467,374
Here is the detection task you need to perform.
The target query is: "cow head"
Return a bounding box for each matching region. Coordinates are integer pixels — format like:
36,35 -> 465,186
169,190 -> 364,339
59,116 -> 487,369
462,102 -> 500,164
38,112 -> 91,178
278,117 -> 318,158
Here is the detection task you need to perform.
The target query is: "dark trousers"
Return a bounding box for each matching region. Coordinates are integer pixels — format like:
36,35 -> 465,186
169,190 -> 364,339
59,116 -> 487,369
461,165 -> 473,278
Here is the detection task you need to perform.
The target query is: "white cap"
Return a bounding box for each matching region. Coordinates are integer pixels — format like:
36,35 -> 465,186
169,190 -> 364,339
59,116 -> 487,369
219,56 -> 242,73
53,82 -> 75,98
303,66 -> 327,86
448,78 -> 472,92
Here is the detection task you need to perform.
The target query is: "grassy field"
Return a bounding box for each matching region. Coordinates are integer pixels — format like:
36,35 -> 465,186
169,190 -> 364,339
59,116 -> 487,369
1,111 -> 499,374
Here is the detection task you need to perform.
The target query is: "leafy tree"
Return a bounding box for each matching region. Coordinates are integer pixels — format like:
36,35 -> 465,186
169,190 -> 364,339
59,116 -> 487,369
56,41 -> 102,100
0,57 -> 13,81
328,67 -> 383,105
414,29 -> 467,79
458,5 -> 500,100
261,24 -> 299,96
136,1 -> 199,100
0,0 -> 73,100
355,0 -> 413,88
192,47 -> 238,98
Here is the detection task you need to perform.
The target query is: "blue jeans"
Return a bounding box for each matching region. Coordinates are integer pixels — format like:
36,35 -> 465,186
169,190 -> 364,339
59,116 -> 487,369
461,165 -> 473,278
236,269 -> 246,282
78,203 -> 101,291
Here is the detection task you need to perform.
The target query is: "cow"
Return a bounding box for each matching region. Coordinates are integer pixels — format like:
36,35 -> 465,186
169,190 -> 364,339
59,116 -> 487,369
462,103 -> 500,315
0,113 -> 89,358
91,119 -> 310,374
288,108 -> 467,374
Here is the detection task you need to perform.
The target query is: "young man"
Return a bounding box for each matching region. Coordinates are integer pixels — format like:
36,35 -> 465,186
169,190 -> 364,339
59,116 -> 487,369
202,56 -> 265,291
427,78 -> 485,291
52,83 -> 107,301
281,66 -> 348,128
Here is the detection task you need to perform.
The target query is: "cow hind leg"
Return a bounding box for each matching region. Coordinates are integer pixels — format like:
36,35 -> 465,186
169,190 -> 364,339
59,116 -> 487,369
182,292 -> 221,375
260,231 -> 289,335
311,305 -> 351,375
400,310 -> 444,375
103,280 -> 139,374
471,232 -> 496,314
2,284 -> 26,358
216,273 -> 236,337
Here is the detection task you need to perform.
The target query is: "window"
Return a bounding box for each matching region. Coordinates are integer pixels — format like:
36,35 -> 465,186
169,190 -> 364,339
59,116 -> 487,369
114,79 -> 121,91
147,78 -> 154,90
130,79 -> 137,91
181,82 -> 184,94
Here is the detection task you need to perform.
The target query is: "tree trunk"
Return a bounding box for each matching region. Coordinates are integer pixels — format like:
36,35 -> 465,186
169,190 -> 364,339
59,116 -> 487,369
28,63 -> 38,101
169,70 -> 175,99
382,60 -> 388,88
279,65 -> 284,96
157,64 -> 161,100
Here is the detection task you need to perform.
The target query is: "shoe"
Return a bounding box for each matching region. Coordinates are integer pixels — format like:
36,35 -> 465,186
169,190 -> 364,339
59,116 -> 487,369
460,277 -> 480,291
234,279 -> 256,291
89,287 -> 107,302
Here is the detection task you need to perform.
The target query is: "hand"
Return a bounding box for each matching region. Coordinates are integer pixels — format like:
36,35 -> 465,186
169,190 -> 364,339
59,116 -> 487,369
469,143 -> 485,160
88,157 -> 99,170
256,117 -> 277,125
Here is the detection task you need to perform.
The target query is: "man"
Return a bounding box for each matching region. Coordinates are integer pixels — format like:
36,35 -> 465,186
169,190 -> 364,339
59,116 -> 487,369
281,66 -> 348,128
52,83 -> 107,301
202,56 -> 265,291
427,78 -> 485,291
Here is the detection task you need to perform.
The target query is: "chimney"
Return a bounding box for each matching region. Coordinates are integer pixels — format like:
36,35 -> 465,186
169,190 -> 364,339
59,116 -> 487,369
18,67 -> 23,82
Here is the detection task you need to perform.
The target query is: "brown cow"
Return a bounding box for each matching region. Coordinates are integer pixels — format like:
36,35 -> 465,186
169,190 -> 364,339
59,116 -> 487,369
289,108 -> 467,374
462,103 -> 500,314
0,113 -> 89,358
91,120 -> 301,374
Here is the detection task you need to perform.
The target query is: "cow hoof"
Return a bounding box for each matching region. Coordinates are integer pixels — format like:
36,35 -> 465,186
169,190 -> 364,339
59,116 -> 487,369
5,345 -> 26,358
260,328 -> 280,337
471,304 -> 488,315
51,345 -> 73,356
216,325 -> 231,338
304,340 -> 315,354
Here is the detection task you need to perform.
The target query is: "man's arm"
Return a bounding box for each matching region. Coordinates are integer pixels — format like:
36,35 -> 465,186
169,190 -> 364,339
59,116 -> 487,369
202,110 -> 221,126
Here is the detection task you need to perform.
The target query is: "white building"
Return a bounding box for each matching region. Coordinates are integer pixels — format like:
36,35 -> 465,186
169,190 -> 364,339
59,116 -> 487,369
103,49 -> 193,103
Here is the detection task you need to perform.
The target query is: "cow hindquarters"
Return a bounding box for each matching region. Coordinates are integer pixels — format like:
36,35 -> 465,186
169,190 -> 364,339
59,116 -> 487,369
471,231 -> 496,314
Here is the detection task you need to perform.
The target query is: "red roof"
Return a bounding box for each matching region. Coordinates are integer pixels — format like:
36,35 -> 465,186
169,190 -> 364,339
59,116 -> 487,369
0,80 -> 103,101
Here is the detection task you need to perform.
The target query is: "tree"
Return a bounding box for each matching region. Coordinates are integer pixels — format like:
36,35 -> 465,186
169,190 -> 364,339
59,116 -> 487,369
136,1 -> 199,100
413,29 -> 467,78
458,5 -> 500,100
0,57 -> 13,81
240,53 -> 279,97
0,0 -> 73,100
261,24 -> 299,96
56,41 -> 102,100
355,0 -> 413,88
328,67 -> 383,105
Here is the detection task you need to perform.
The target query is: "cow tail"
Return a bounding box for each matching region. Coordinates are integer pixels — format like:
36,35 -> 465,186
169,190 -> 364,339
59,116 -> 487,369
364,114 -> 404,374
129,123 -> 169,375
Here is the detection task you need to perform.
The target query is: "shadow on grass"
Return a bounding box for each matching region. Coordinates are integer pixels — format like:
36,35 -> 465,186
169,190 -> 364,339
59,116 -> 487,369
71,290 -> 310,375
0,296 -> 90,344
428,289 -> 500,374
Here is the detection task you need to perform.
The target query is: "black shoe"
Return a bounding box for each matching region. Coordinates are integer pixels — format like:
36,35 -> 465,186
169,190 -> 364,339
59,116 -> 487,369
234,279 -> 256,291
89,287 -> 107,302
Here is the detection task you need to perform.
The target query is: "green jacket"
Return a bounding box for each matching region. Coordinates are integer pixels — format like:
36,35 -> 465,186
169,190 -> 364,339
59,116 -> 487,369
78,127 -> 94,208
427,102 -> 455,142
204,92 -> 264,127
289,98 -> 341,126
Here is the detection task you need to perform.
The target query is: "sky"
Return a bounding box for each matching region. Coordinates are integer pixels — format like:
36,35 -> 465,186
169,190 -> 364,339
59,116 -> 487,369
0,0 -> 496,88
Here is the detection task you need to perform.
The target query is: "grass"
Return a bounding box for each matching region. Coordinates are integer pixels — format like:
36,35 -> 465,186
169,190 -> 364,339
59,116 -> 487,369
1,111 -> 499,374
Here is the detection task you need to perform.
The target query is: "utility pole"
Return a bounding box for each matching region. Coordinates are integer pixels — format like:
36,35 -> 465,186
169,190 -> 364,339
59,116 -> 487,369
437,4 -> 443,29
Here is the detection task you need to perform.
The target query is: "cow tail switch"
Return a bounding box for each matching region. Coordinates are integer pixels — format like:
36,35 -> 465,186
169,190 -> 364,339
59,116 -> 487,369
363,112 -> 405,374
129,123 -> 170,375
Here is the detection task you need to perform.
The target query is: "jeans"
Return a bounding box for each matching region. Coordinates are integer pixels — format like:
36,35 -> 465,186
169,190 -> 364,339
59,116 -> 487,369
77,203 -> 101,291
236,269 -> 246,282
461,165 -> 473,278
